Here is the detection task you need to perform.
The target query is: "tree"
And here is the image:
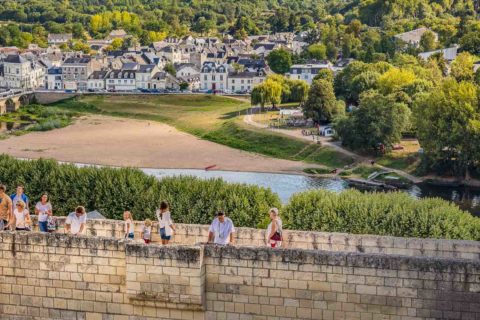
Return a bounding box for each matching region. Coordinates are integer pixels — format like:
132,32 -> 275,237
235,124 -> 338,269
303,79 -> 342,123
251,79 -> 282,110
450,52 -> 475,82
460,32 -> 480,55
266,49 -> 292,74
287,80 -> 309,104
164,63 -> 176,77
313,69 -> 334,83
419,30 -> 437,51
377,68 -> 416,94
307,44 -> 327,60
334,90 -> 411,152
414,79 -> 480,177
179,82 -> 189,91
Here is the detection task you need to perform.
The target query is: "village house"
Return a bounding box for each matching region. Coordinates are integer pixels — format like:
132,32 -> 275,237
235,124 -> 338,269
61,56 -> 97,91
108,29 -> 128,40
105,69 -> 137,91
47,33 -> 73,46
200,62 -> 231,92
227,70 -> 267,93
150,71 -> 180,90
135,64 -> 160,90
418,46 -> 459,62
175,63 -> 201,91
394,27 -> 438,48
87,70 -> 109,91
0,55 -> 46,90
287,61 -> 333,84
45,67 -> 63,90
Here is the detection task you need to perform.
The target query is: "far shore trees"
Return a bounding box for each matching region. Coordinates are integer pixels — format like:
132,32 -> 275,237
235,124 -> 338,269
334,90 -> 411,153
303,79 -> 343,123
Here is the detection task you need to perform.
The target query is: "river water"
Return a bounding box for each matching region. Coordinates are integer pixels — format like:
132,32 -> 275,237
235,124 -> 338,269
143,169 -> 480,217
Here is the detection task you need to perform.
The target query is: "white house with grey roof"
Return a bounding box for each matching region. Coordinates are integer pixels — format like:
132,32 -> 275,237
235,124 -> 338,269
87,70 -> 109,91
287,62 -> 333,84
105,69 -> 137,91
200,62 -> 231,92
227,70 -> 267,93
135,64 -> 160,90
1,55 -> 45,89
418,46 -> 458,62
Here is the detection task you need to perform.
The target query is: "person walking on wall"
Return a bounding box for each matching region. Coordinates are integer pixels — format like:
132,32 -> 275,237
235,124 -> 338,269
9,200 -> 31,231
156,201 -> 175,245
0,185 -> 12,230
208,211 -> 235,245
10,185 -> 29,212
266,208 -> 283,248
124,211 -> 135,239
35,193 -> 53,232
65,206 -> 87,235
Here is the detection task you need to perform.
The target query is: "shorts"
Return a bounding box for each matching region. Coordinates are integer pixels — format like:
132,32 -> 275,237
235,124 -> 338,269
16,227 -> 28,231
159,227 -> 171,240
143,239 -> 151,244
127,233 -> 134,239
39,221 -> 48,232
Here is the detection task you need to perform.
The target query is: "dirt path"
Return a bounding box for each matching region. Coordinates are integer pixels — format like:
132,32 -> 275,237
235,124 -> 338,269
0,115 -> 316,174
243,113 -> 423,183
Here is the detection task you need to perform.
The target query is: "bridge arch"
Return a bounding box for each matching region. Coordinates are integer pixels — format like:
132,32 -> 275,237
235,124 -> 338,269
5,98 -> 16,113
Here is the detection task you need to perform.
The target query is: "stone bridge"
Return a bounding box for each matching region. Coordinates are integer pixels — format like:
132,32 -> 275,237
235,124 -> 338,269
0,90 -> 35,114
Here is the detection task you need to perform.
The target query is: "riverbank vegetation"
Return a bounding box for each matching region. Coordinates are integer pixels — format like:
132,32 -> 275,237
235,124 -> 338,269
0,155 -> 478,240
0,104 -> 78,136
284,189 -> 480,241
52,95 -> 353,169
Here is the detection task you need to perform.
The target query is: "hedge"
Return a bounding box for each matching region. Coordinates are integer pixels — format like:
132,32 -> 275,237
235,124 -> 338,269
1,155 -> 479,240
0,155 -> 280,228
283,189 -> 480,241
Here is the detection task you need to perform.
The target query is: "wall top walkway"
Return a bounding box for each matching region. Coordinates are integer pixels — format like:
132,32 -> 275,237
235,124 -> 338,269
30,217 -> 480,261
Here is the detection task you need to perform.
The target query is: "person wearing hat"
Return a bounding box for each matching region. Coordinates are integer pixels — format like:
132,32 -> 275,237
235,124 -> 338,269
208,211 -> 235,245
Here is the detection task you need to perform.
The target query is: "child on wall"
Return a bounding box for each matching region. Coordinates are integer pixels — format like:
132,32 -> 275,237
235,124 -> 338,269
141,219 -> 153,244
124,211 -> 135,239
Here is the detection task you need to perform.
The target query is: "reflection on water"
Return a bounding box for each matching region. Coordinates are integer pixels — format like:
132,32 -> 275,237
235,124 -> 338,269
143,168 -> 480,217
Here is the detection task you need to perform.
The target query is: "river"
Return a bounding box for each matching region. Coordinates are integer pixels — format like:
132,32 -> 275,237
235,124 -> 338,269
143,168 -> 480,217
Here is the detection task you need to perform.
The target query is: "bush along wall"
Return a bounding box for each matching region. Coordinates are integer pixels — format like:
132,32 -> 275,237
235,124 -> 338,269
0,155 -> 479,240
0,155 -> 280,228
283,189 -> 480,241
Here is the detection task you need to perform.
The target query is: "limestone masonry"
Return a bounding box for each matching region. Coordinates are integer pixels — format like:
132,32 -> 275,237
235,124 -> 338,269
0,218 -> 478,319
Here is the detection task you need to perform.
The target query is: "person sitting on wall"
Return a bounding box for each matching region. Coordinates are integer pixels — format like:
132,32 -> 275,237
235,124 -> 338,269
208,211 -> 235,245
35,193 -> 53,232
0,185 -> 13,230
10,185 -> 29,212
65,206 -> 87,236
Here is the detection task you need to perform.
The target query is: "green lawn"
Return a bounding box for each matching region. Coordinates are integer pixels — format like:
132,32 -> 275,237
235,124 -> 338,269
52,95 -> 354,169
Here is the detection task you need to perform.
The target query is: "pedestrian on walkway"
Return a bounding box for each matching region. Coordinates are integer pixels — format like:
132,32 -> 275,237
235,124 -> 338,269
266,208 -> 283,248
208,211 -> 235,245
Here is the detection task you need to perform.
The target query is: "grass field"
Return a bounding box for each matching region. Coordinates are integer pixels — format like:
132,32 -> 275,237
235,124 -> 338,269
52,95 -> 353,169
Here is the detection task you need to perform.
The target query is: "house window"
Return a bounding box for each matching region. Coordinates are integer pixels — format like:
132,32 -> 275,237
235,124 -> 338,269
232,79 -> 235,84
220,75 -> 223,81
232,86 -> 234,91
204,75 -> 207,81
212,75 -> 216,81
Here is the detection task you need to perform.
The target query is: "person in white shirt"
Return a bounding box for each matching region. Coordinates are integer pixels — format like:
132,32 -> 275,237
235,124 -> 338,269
266,207 -> 283,248
208,211 -> 235,245
124,211 -> 135,239
9,200 -> 31,231
35,193 -> 53,232
65,206 -> 87,235
156,201 -> 175,245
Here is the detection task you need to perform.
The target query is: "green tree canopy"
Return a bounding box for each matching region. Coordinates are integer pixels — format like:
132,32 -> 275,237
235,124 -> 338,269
303,79 -> 343,123
266,49 -> 293,74
334,90 -> 411,152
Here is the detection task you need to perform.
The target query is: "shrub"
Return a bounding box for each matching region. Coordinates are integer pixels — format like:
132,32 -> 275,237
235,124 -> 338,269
0,155 -> 280,228
283,189 -> 480,241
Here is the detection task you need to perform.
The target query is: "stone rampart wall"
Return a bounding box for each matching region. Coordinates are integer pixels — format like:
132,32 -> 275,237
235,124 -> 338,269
0,230 -> 478,319
46,218 -> 480,261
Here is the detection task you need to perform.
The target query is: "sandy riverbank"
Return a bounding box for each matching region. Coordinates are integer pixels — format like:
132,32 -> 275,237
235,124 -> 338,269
0,115 -> 314,173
